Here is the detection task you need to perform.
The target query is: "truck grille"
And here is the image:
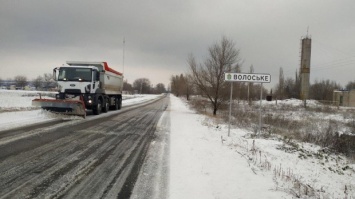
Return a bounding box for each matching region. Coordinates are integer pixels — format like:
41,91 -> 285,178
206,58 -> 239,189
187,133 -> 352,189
64,89 -> 81,94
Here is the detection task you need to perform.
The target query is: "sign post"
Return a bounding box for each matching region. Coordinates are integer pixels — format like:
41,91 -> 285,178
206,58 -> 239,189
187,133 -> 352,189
228,82 -> 233,137
225,73 -> 271,136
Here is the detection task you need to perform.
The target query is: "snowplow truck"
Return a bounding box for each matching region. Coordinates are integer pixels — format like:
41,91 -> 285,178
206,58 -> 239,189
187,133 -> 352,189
32,61 -> 123,117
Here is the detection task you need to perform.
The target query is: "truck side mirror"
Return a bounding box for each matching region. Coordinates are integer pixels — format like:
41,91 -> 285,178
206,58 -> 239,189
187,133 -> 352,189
53,68 -> 58,81
96,72 -> 100,81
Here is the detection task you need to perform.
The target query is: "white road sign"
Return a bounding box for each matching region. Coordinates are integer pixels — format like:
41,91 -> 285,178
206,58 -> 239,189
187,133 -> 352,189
225,73 -> 271,83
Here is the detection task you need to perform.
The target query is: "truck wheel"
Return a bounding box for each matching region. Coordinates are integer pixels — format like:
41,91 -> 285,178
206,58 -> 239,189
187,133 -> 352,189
102,99 -> 109,113
118,97 -> 122,110
113,97 -> 119,110
93,99 -> 102,115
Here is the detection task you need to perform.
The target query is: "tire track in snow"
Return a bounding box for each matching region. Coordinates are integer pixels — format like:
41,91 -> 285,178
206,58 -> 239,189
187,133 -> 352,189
0,96 -> 168,199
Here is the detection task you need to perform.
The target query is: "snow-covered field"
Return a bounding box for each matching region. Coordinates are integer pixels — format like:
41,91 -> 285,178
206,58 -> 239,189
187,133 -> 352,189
262,98 -> 355,125
1,90 -> 355,198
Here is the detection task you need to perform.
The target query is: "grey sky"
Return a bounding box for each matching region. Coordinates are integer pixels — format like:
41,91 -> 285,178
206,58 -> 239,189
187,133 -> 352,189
1,0 -> 355,89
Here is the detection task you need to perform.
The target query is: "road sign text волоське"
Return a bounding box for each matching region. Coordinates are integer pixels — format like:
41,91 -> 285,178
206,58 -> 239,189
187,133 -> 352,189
225,73 -> 271,83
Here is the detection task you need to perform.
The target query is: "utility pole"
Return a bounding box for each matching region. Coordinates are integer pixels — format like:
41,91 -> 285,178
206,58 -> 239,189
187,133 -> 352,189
122,37 -> 125,75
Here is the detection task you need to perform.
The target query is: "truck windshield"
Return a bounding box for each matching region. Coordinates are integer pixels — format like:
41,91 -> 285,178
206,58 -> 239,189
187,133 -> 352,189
58,67 -> 92,82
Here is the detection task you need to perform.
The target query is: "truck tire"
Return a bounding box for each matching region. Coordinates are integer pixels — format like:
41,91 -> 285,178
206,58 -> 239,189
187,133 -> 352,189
93,99 -> 102,115
102,98 -> 109,113
110,96 -> 121,111
118,96 -> 122,110
114,96 -> 120,110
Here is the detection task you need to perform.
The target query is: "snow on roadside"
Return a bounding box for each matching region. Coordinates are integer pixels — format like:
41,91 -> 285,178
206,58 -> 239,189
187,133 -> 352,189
122,94 -> 162,106
0,90 -> 44,110
169,95 -> 290,198
169,95 -> 355,198
0,110 -> 57,131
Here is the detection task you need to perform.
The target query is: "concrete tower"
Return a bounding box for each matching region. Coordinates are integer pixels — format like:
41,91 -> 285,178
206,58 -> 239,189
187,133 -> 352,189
300,36 -> 312,100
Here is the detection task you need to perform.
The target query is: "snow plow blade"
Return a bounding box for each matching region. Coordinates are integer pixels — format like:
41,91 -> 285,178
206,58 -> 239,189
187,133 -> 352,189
32,98 -> 86,118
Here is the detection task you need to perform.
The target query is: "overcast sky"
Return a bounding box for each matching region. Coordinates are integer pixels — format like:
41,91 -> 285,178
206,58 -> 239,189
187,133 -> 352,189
1,0 -> 355,89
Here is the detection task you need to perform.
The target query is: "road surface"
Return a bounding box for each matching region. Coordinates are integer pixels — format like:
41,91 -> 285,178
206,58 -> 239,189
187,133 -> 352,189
0,95 -> 168,199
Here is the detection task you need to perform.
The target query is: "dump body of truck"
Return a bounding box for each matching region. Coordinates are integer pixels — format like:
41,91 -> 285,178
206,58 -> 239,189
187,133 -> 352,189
32,61 -> 124,117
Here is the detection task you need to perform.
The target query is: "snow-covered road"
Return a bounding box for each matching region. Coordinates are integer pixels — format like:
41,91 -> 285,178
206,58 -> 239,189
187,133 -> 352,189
0,90 -> 160,131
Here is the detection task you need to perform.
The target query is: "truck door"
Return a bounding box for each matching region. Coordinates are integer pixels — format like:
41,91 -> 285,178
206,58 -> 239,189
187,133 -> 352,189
92,69 -> 99,91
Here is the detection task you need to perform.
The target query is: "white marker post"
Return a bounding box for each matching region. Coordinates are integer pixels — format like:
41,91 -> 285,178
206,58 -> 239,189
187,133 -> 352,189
225,73 -> 271,136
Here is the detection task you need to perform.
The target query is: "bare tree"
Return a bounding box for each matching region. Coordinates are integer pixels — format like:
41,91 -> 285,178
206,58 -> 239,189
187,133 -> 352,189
33,75 -> 44,90
184,73 -> 194,100
14,75 -> 27,89
170,75 -> 180,96
274,67 -> 285,99
345,81 -> 355,90
170,74 -> 185,97
310,79 -> 340,101
188,36 -> 241,115
178,74 -> 186,96
123,80 -> 133,93
170,73 -> 195,100
43,73 -> 55,90
232,64 -> 243,101
283,77 -> 298,98
248,65 -> 254,104
133,78 -> 151,94
155,83 -> 166,94
294,69 -> 301,99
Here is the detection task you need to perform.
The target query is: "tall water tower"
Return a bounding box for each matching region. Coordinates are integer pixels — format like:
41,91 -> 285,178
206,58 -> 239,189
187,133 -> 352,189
300,35 -> 312,100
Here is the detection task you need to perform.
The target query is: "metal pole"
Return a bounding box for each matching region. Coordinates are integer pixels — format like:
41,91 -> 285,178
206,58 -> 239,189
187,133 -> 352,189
259,83 -> 263,133
228,82 -> 233,137
247,84 -> 250,105
122,37 -> 125,75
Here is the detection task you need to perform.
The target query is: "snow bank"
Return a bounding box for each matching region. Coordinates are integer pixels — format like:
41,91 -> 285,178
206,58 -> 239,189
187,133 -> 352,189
169,95 -> 290,198
170,95 -> 355,198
